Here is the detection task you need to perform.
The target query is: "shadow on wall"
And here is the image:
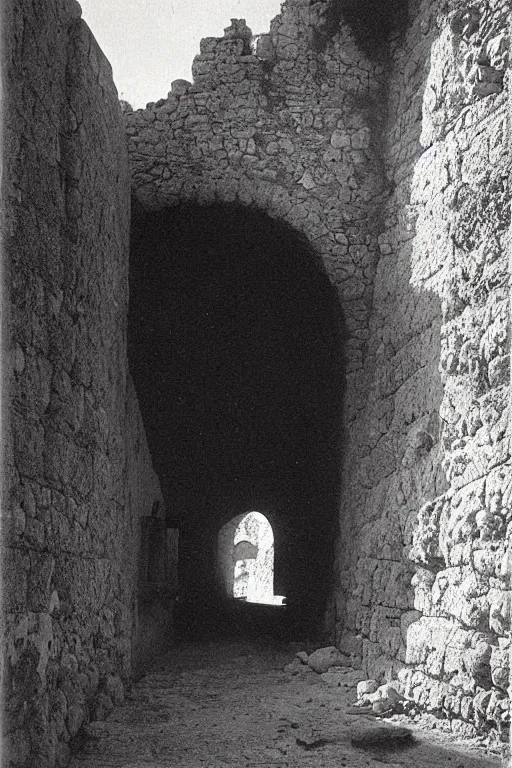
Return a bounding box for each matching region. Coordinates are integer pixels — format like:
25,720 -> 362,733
128,202 -> 346,633
312,0 -> 408,56
133,508 -> 179,677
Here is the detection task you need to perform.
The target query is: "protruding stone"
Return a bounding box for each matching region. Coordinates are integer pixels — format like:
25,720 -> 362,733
490,645 -> 510,690
350,724 -> 414,749
331,129 -> 350,149
223,19 -> 252,53
67,705 -> 85,737
307,646 -> 349,673
357,679 -> 379,698
200,37 -> 219,55
171,79 -> 191,95
298,170 -> 316,189
14,345 -> 25,373
255,34 -> 275,61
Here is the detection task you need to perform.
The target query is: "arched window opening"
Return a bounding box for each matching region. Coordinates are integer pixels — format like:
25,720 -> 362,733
218,512 -> 286,606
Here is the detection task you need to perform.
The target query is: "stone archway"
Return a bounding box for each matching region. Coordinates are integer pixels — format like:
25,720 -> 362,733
218,511 -> 286,605
129,202 -> 345,626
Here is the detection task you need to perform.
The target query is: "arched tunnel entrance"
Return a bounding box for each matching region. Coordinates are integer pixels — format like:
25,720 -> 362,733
217,511 -> 286,605
129,203 -> 345,640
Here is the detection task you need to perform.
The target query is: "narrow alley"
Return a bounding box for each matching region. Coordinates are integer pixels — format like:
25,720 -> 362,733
5,1 -> 512,766
69,639 -> 502,768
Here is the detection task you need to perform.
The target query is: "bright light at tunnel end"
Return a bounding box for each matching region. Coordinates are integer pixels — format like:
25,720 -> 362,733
219,511 -> 287,606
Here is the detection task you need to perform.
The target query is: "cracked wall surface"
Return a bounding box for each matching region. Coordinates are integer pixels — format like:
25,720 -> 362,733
2,1 -> 170,766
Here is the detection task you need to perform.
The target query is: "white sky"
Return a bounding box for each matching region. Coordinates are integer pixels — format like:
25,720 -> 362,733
79,0 -> 283,109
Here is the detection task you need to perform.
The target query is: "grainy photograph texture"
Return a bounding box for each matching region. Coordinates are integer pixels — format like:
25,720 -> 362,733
1,0 -> 511,766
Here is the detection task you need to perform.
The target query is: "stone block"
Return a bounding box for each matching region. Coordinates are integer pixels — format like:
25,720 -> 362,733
338,633 -> 363,658
489,589 -> 511,635
171,80 -> 191,95
357,679 -> 379,698
106,674 -> 125,705
13,414 -> 45,479
28,553 -> 55,612
66,704 -> 84,737
307,646 -> 349,673
490,645 -> 509,691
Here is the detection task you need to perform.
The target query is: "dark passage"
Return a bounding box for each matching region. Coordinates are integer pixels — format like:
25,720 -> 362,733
129,203 -> 345,639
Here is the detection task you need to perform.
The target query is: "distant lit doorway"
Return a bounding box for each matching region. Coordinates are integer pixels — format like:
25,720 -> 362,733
218,512 -> 286,605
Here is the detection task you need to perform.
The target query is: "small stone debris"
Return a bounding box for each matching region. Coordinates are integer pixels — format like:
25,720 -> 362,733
320,669 -> 350,687
372,700 -> 395,716
284,657 -> 312,675
351,680 -> 407,716
346,704 -> 375,715
356,679 -> 379,698
340,669 -> 367,687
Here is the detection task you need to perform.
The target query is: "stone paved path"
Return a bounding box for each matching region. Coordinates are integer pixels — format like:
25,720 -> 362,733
70,640 -> 503,768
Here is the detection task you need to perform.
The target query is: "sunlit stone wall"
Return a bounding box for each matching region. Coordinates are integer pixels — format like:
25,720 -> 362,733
335,0 -> 511,742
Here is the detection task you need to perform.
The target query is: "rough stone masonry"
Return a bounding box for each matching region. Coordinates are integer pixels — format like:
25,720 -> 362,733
2,1 -> 170,766
124,0 -> 511,742
1,0 -> 511,766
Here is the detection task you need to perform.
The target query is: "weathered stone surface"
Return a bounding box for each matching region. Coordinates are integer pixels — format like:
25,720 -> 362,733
356,679 -> 379,698
308,646 -> 350,674
489,645 -> 510,691
320,669 -> 351,687
341,669 -> 367,688
3,1 -> 171,765
359,683 -> 405,710
335,0 -> 511,741
3,0 -> 511,762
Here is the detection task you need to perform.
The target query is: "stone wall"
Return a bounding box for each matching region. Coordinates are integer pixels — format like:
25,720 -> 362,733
123,0 -> 511,742
335,0 -> 511,743
2,1 -> 169,766
125,0 -> 389,380
2,0 -> 510,762
126,377 -> 175,677
125,0 -> 391,629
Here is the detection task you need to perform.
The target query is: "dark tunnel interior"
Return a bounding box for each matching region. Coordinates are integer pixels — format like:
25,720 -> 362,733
311,0 -> 409,57
129,203 -> 346,639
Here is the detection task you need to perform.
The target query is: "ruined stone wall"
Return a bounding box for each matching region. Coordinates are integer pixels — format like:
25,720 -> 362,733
124,0 -> 393,636
123,0 -> 511,739
125,0 -> 388,381
335,0 -> 511,742
2,1 -> 168,765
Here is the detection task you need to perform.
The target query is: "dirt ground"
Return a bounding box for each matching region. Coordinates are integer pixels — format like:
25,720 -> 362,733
69,639 -> 506,768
